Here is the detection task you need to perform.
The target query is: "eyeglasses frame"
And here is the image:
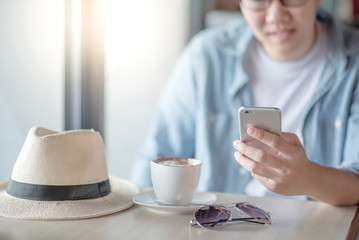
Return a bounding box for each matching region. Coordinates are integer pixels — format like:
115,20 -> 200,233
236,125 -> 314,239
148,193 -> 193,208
238,0 -> 310,11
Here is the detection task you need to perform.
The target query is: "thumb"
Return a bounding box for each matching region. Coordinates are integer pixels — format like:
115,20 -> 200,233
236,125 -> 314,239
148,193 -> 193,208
281,132 -> 302,146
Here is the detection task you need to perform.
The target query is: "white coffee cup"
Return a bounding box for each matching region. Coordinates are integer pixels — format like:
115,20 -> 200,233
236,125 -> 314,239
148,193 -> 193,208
151,158 -> 201,205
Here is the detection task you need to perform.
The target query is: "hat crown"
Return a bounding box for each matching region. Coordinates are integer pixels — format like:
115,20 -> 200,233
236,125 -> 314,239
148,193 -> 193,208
11,127 -> 109,185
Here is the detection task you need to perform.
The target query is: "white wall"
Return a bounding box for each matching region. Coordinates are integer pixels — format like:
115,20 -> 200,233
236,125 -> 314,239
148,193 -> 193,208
0,0 -> 64,182
0,0 -> 189,183
104,0 -> 190,180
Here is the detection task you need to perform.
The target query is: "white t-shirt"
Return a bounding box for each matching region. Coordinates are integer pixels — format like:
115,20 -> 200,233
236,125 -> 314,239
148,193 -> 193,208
244,23 -> 327,199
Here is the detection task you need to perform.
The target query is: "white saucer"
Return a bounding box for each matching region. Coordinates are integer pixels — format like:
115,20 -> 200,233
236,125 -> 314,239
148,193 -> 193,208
133,191 -> 217,214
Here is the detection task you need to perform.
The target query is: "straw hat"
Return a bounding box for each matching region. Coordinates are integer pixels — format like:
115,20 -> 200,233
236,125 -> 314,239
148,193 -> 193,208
0,126 -> 140,220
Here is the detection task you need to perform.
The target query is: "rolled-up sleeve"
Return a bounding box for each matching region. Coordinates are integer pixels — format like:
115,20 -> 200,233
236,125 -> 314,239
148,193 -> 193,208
342,73 -> 359,176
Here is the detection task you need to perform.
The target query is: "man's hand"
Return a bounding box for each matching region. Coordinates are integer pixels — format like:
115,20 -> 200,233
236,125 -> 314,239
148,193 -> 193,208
233,127 -> 359,206
233,127 -> 311,195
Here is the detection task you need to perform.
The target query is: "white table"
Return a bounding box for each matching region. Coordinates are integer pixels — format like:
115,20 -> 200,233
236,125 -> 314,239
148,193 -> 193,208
0,191 -> 358,240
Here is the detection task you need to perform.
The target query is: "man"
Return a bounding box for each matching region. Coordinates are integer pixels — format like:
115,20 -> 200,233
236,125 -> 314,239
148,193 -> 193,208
132,0 -> 359,206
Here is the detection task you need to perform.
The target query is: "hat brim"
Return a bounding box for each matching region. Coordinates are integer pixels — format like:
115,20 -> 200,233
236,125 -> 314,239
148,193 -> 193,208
0,176 -> 140,220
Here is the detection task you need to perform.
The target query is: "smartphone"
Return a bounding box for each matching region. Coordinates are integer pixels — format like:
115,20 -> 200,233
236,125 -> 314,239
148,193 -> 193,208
238,107 -> 282,143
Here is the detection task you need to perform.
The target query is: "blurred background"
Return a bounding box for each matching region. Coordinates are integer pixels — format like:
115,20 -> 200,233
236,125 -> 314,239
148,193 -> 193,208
0,0 -> 358,182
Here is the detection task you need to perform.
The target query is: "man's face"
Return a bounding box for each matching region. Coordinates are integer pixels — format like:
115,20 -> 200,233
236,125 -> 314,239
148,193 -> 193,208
241,0 -> 321,61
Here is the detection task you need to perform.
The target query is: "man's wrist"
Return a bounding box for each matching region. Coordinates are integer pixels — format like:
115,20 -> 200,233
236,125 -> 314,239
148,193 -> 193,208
301,159 -> 320,198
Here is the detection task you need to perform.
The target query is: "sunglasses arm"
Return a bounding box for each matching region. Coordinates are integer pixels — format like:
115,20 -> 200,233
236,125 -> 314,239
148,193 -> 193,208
231,217 -> 268,225
190,217 -> 270,228
190,218 -> 228,228
190,219 -> 200,227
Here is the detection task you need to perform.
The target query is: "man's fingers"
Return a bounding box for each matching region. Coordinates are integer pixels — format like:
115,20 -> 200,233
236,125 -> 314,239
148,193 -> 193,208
234,151 -> 276,178
247,127 -> 289,153
233,140 -> 283,170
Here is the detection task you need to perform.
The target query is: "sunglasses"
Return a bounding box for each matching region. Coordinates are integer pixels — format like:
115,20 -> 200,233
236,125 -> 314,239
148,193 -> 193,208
190,202 -> 271,229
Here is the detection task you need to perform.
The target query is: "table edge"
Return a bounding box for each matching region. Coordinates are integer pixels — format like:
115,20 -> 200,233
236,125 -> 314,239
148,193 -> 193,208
346,205 -> 359,240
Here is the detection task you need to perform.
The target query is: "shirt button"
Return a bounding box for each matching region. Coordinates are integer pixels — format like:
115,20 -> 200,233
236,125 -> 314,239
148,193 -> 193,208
209,114 -> 216,124
239,167 -> 247,176
334,119 -> 342,129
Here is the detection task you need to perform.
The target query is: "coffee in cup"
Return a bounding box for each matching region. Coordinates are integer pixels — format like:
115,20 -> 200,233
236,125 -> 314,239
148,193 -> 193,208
151,158 -> 201,205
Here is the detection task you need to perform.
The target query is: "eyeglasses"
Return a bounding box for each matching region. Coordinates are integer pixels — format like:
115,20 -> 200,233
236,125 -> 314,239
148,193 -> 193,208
190,202 -> 271,229
239,0 -> 309,11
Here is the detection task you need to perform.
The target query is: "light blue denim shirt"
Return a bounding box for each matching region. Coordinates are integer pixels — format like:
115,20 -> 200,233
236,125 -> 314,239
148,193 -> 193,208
131,9 -> 359,194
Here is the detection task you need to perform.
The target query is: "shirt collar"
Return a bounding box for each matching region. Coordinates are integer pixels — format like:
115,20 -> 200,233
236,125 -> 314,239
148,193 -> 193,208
215,19 -> 254,97
317,8 -> 357,85
216,19 -> 254,58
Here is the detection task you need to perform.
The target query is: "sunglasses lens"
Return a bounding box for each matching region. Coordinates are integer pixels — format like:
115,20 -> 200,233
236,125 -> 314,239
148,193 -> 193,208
195,205 -> 231,228
235,203 -> 271,224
